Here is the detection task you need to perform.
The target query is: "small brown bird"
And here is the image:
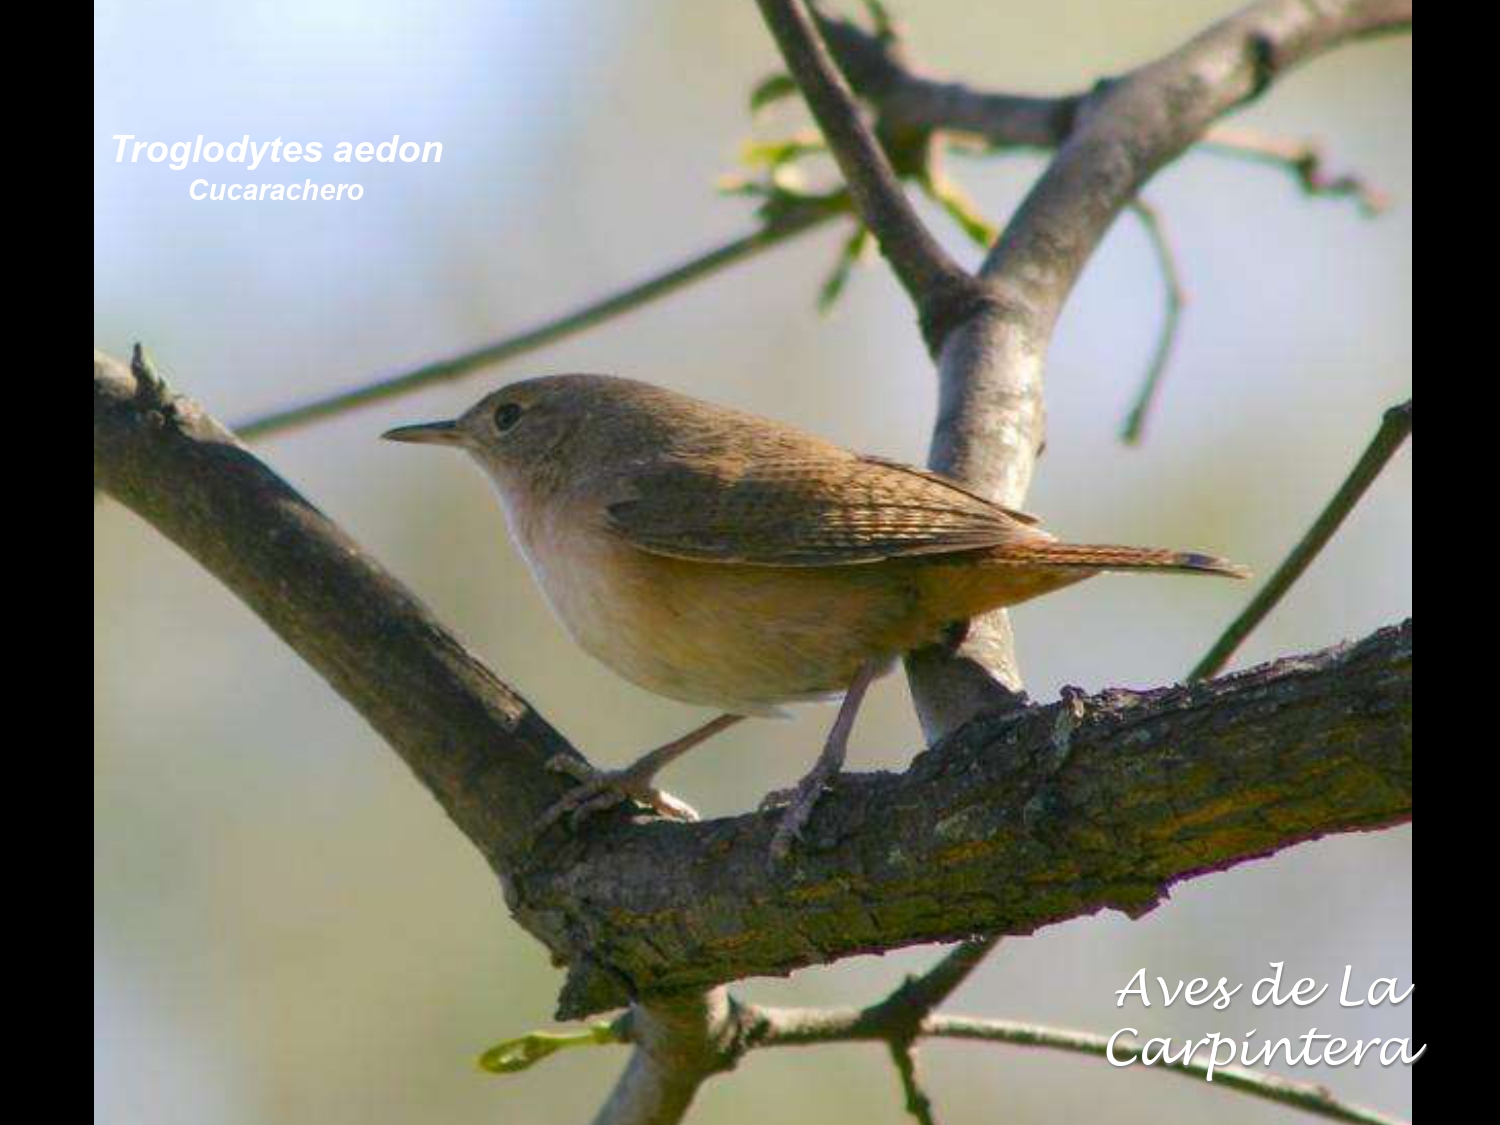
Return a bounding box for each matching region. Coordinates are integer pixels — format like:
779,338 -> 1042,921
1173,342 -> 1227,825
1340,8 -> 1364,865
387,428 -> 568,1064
385,375 -> 1246,857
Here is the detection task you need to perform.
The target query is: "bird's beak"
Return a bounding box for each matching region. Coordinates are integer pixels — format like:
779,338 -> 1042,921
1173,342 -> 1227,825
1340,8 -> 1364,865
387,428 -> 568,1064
381,420 -> 464,446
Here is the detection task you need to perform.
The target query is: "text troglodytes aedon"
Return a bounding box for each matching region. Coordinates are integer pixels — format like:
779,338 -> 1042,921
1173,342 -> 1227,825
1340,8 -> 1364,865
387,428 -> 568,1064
384,374 -> 1247,858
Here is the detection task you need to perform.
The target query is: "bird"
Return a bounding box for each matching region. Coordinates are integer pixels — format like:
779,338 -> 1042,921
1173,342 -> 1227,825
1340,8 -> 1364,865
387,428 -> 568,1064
383,374 -> 1247,858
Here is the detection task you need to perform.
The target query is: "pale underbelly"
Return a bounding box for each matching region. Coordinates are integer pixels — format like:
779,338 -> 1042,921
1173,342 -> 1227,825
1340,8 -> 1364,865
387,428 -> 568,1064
525,534 -> 929,715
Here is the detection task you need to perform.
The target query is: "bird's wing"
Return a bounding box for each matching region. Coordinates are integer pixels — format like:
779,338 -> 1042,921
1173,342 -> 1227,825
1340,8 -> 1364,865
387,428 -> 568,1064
604,453 -> 1050,566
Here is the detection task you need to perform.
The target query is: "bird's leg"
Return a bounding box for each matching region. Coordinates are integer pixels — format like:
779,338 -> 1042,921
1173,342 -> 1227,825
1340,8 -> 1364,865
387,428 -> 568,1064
538,713 -> 744,832
767,660 -> 880,861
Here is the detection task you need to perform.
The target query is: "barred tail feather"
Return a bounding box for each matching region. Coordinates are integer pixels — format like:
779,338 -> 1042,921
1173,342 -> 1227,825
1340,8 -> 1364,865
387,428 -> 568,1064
1006,543 -> 1250,579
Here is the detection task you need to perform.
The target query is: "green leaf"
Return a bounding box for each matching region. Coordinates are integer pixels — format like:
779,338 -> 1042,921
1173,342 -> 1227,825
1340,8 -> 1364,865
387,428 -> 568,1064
714,173 -> 769,198
739,133 -> 825,171
478,1022 -> 623,1075
749,73 -> 798,115
818,226 -> 873,314
922,172 -> 999,248
756,184 -> 852,228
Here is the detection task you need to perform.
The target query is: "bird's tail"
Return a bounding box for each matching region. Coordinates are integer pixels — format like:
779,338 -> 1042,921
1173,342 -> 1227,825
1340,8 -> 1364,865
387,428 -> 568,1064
1000,543 -> 1250,579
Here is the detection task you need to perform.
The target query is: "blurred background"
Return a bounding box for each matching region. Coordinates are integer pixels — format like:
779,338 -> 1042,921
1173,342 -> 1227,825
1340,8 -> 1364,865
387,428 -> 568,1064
94,1 -> 1412,1122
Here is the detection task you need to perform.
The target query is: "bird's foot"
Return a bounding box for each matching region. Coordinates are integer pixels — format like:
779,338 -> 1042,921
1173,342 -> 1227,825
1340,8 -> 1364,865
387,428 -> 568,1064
536,754 -> 699,833
763,763 -> 842,862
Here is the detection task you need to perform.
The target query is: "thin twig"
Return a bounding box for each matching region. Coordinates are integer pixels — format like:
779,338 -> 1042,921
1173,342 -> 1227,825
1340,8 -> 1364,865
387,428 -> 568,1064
233,212 -> 828,440
752,0 -> 974,337
1191,400 -> 1412,680
877,935 -> 1002,1019
925,1017 -> 1408,1125
1201,126 -> 1391,215
745,1008 -> 1407,1125
887,1040 -> 937,1125
1120,199 -> 1186,444
228,52 -> 1395,446
867,934 -> 1002,1123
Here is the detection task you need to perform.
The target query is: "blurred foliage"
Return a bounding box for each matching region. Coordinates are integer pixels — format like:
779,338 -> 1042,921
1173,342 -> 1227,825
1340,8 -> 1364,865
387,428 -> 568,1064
723,74 -> 998,313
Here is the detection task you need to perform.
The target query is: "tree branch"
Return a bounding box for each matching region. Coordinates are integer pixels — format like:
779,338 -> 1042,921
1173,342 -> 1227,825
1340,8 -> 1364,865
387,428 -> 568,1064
741,1009 -> 1406,1125
1199,126 -> 1392,215
905,0 -> 1409,736
1192,400 -> 1412,680
752,0 -> 982,349
229,4 -> 1400,447
96,348 -> 582,954
976,0 -> 1409,315
589,993 -> 739,1125
502,943 -> 1408,1124
1120,198 -> 1188,444
234,212 -> 828,440
813,6 -> 1080,149
526,619 -> 1409,1016
823,4 -> 1407,192
94,350 -> 1411,1023
865,933 -> 1002,1123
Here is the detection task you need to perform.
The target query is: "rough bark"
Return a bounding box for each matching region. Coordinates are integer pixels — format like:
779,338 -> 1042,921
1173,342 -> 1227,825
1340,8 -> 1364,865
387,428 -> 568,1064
525,621 -> 1411,1016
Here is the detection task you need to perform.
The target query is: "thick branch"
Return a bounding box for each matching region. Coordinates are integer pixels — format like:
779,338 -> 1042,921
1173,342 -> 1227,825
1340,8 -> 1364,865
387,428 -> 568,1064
978,0 -> 1409,314
906,0 -> 1409,736
526,620 -> 1410,1017
94,349 -> 587,952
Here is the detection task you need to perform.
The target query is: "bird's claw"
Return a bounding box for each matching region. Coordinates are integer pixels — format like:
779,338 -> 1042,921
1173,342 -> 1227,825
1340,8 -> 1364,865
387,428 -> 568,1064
766,768 -> 840,862
536,754 -> 699,835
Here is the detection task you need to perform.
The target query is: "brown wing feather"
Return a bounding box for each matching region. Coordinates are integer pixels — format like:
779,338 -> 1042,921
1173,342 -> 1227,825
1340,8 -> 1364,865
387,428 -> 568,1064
857,456 -> 1043,526
605,453 -> 1051,566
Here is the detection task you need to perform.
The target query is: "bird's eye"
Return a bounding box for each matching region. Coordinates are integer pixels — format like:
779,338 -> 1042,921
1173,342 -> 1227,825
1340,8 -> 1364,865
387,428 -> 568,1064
493,402 -> 524,432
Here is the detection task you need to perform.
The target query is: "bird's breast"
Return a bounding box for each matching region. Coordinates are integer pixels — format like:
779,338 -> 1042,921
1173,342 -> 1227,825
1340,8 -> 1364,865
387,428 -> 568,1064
505,504 -> 933,713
